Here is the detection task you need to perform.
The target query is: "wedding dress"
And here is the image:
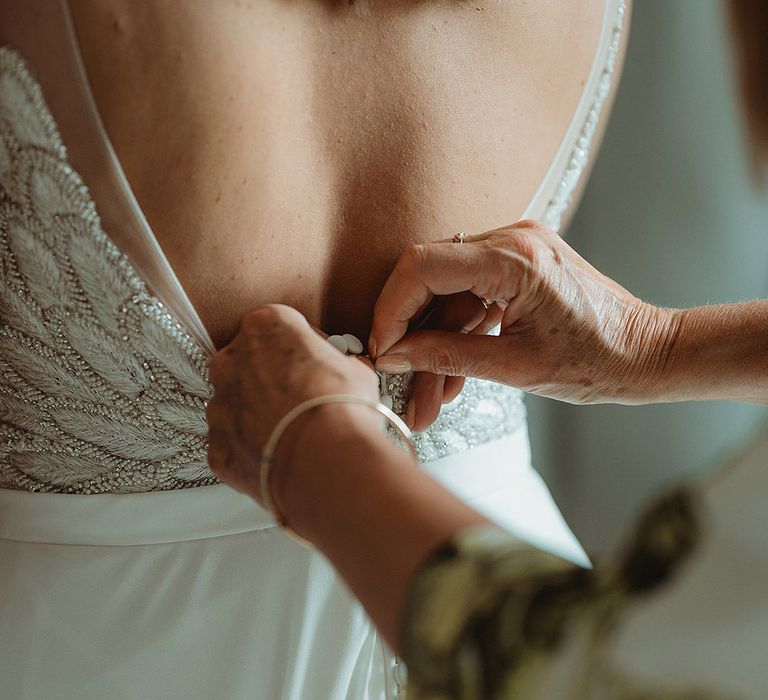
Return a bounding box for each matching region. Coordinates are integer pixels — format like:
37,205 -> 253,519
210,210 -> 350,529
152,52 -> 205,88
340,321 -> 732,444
0,1 -> 626,698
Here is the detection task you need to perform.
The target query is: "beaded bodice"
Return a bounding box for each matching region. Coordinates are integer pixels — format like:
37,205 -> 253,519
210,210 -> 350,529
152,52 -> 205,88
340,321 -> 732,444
0,3 -> 623,494
0,48 -> 214,493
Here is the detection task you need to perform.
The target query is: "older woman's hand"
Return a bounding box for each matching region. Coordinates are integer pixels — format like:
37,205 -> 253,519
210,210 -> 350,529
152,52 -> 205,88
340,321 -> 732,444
206,305 -> 380,501
370,220 -> 678,408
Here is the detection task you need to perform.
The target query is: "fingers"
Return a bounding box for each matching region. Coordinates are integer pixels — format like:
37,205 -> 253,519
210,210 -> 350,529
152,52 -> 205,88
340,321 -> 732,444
442,375 -> 465,404
207,348 -> 233,389
382,293 -> 506,428
205,398 -> 254,496
432,292 -> 488,334
375,330 -> 500,379
310,324 -> 330,341
355,355 -> 375,371
241,304 -> 310,339
205,410 -> 230,473
369,226 -> 541,357
370,241 -> 496,357
470,302 -> 505,335
407,372 -> 445,431
404,292 -> 489,430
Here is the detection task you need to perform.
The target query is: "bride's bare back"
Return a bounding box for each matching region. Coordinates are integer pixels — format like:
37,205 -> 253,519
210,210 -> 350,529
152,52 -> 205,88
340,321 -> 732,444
18,0 -> 622,346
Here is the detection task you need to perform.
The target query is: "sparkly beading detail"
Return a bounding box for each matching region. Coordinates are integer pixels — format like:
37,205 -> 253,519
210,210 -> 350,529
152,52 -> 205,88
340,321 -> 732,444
370,0 -> 628,463
381,372 -> 526,463
0,48 -> 215,493
0,0 -> 624,493
542,0 -> 626,233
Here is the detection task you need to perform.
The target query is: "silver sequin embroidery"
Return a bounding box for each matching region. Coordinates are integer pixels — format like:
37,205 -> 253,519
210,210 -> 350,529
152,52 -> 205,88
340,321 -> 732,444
0,1 -> 624,493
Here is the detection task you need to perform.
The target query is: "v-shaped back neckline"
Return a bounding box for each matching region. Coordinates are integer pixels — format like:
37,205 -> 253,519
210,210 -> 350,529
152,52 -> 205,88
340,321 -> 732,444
60,0 -> 216,355
59,0 -> 621,358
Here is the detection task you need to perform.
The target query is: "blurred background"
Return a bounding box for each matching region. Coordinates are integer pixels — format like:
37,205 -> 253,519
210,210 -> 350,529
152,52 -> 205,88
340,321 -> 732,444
528,0 -> 768,556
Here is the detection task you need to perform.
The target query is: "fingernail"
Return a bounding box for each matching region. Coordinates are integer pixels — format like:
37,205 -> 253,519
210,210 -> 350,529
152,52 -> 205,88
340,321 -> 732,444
374,355 -> 412,373
368,336 -> 378,359
405,400 -> 415,429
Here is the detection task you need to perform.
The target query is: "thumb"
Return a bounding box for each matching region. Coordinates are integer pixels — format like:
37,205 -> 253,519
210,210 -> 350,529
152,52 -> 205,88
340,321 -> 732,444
374,330 -> 501,379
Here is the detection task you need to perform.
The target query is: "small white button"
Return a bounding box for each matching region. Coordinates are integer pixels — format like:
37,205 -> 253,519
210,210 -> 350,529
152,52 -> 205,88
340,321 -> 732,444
327,335 -> 349,353
343,334 -> 364,355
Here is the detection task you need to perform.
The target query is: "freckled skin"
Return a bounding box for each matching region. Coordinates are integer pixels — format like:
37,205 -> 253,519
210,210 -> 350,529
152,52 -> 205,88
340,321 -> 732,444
58,0 -> 609,347
371,221 -> 689,406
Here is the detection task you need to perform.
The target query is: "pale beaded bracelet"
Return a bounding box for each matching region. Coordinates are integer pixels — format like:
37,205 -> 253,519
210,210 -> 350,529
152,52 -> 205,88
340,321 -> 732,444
260,394 -> 417,547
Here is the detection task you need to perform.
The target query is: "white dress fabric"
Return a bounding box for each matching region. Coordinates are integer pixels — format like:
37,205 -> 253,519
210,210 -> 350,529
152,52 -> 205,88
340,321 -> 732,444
0,1 -> 625,698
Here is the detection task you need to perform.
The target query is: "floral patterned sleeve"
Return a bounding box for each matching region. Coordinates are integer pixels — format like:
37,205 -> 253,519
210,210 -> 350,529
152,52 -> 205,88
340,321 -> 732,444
401,489 -> 740,700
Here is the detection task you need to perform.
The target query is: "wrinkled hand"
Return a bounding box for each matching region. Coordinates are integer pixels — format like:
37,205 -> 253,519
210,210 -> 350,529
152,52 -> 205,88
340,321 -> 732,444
400,291 -> 503,431
207,305 -> 379,501
370,220 -> 677,405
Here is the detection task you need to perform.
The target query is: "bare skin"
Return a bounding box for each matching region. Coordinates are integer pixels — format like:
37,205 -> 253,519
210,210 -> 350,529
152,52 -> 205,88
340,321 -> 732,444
59,0 -> 616,348
206,304 -> 487,647
369,222 -> 768,405
206,272 -> 768,647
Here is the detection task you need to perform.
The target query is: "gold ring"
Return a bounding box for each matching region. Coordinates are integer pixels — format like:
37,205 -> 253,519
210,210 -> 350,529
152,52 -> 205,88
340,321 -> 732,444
453,232 -> 492,307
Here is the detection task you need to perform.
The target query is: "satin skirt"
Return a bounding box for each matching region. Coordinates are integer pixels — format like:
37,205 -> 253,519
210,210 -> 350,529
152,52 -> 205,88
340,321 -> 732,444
0,428 -> 586,700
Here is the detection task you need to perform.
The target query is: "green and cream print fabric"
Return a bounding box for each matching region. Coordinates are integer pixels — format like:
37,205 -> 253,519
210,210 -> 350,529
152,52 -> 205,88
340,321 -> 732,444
403,489 -> 740,700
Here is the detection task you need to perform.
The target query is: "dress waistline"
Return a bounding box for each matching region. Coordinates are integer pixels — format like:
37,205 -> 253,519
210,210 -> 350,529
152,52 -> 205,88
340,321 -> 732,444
0,483 -> 274,546
1,431 -> 536,548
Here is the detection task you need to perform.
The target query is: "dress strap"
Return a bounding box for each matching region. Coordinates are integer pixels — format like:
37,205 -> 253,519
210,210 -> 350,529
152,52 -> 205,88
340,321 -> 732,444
0,1 -> 215,354
523,0 -> 627,231
58,0 -> 216,353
